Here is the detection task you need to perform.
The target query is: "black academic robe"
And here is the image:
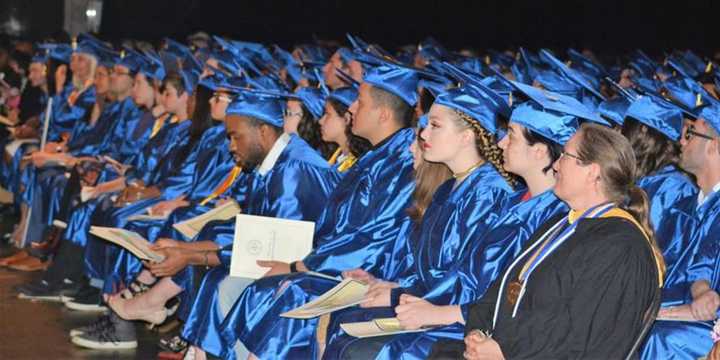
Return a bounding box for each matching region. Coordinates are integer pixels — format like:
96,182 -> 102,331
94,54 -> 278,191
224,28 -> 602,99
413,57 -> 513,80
430,214 -> 658,360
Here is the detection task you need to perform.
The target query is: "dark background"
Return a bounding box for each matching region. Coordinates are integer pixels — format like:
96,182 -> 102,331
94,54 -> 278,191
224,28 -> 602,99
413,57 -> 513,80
1,0 -> 718,56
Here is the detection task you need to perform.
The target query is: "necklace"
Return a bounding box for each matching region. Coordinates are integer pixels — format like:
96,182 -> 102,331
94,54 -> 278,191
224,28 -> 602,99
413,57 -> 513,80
453,161 -> 484,179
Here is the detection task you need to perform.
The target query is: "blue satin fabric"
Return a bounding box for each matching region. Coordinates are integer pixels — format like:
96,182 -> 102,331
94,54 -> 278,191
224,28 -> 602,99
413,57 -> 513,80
641,191 -> 720,358
48,85 -> 96,142
215,129 -> 418,359
181,135 -> 338,356
68,97 -> 142,158
22,99 -> 144,249
322,189 -> 567,360
101,124 -> 237,292
637,165 -> 698,270
222,163 -> 509,359
303,127 -> 416,275
123,117 -> 191,184
77,120 -> 192,282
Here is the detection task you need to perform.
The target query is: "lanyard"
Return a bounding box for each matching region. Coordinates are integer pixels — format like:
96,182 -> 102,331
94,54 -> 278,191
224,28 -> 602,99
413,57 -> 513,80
492,202 -> 615,328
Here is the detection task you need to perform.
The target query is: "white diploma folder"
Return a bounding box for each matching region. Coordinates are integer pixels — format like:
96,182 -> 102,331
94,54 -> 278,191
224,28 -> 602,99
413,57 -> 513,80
229,214 -> 315,279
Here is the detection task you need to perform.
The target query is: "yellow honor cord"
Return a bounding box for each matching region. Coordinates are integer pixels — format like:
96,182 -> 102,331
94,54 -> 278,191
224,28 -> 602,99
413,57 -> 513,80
199,166 -> 242,206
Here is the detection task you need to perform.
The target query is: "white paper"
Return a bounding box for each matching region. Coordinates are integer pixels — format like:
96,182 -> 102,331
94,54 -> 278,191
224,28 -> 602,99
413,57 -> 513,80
89,226 -> 165,262
52,219 -> 68,229
5,139 -> 39,157
281,278 -> 366,319
126,213 -> 170,221
340,318 -> 428,338
229,214 -> 315,279
80,186 -> 94,203
173,200 -> 241,239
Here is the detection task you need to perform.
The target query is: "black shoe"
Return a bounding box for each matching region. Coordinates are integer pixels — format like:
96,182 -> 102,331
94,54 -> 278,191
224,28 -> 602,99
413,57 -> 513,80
71,313 -> 137,350
16,279 -> 69,302
64,282 -> 107,312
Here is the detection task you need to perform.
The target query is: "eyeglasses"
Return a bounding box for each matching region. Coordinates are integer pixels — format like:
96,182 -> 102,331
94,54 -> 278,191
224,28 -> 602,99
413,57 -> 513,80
684,124 -> 715,141
560,151 -> 585,163
211,93 -> 234,103
284,109 -> 304,118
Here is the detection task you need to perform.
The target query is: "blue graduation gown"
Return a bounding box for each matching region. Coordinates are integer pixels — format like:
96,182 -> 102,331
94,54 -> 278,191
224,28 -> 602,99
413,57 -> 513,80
637,165 -> 698,270
48,85 -> 96,142
641,190 -> 720,359
180,134 -> 339,356
102,124 -> 238,292
322,189 -> 567,360
216,129 -> 419,359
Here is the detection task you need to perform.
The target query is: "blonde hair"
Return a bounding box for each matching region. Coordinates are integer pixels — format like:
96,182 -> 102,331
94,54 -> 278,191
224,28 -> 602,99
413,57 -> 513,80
454,110 -> 517,187
72,53 -> 97,90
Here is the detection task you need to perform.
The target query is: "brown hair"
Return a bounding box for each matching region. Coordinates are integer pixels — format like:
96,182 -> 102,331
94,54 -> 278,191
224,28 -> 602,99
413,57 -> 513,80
407,149 -> 452,222
575,123 -> 666,276
454,110 -> 517,187
621,117 -> 681,178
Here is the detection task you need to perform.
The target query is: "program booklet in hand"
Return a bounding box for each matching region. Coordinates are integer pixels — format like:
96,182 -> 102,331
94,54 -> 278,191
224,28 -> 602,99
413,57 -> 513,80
340,317 -> 429,338
173,200 -> 241,239
281,278 -> 368,319
229,214 -> 314,279
89,226 -> 165,262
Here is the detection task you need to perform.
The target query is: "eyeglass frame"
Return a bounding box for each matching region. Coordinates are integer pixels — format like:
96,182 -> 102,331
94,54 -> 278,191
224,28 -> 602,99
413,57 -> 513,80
684,124 -> 716,141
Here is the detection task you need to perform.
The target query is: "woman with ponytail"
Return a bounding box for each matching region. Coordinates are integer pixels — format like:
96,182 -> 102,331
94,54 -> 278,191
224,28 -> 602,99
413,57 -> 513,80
453,123 -> 664,360
620,95 -> 698,274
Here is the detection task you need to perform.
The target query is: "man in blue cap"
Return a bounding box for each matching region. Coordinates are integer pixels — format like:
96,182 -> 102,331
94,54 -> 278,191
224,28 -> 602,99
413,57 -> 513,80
207,64 -> 419,360
69,91 -> 337,350
641,103 -> 720,359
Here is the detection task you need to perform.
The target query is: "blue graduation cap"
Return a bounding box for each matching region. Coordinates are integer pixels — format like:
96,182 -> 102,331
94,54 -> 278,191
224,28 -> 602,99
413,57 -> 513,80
434,81 -> 510,137
509,80 -> 609,126
31,51 -> 48,64
567,49 -> 608,80
624,94 -> 684,141
534,70 -> 582,98
596,96 -> 632,126
290,86 -> 328,120
38,43 -> 73,64
539,49 -> 605,101
697,102 -> 720,135
328,86 -> 359,108
164,38 -> 203,74
117,47 -> 145,73
662,76 -> 715,117
140,49 -> 166,81
364,64 -> 420,106
666,54 -> 699,79
510,101 -> 579,145
226,91 -> 285,128
510,48 -> 539,85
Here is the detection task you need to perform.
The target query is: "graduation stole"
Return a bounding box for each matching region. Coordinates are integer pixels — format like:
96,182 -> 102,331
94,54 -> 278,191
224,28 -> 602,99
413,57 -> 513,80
67,79 -> 93,107
496,204 -> 665,328
599,208 -> 665,287
328,147 -> 357,173
150,114 -> 177,138
199,166 -> 242,206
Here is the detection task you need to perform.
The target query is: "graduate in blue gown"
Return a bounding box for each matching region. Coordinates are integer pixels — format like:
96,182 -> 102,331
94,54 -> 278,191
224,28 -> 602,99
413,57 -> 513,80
322,85 -> 587,360
84,90 -> 336,351
620,95 -> 698,274
641,104 -> 720,359
181,63 -> 420,359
